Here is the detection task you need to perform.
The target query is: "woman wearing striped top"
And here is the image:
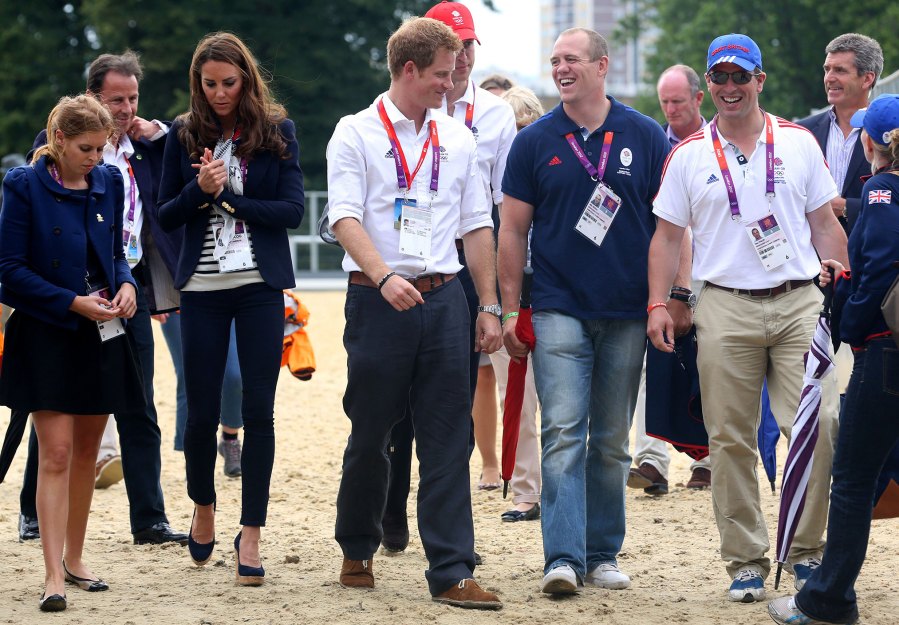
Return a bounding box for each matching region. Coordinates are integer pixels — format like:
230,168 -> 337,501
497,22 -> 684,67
158,32 -> 304,585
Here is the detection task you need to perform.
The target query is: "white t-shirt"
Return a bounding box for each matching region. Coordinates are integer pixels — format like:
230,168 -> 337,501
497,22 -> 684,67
327,94 -> 492,277
439,81 -> 516,205
653,114 -> 838,289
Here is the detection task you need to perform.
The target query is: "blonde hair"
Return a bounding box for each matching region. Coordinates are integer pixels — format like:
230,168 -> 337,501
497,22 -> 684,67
31,94 -> 115,165
387,17 -> 461,78
501,86 -> 544,130
872,127 -> 899,168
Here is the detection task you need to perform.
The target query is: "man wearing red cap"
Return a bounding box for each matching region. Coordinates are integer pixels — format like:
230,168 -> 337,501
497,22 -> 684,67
327,16 -> 502,609
381,0 -> 518,553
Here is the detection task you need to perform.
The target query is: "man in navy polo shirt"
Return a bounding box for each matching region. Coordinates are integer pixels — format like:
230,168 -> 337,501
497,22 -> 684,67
498,27 -> 682,595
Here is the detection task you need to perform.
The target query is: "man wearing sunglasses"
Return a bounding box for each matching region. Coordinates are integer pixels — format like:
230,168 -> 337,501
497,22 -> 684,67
646,33 -> 848,604
798,34 -> 884,233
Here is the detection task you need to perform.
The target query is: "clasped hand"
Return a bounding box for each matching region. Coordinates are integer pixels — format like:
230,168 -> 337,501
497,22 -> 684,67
192,147 -> 226,198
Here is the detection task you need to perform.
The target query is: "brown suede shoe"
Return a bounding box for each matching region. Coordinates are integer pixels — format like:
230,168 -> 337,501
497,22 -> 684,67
686,467 -> 712,489
627,462 -> 668,495
339,558 -> 374,588
432,578 -> 502,610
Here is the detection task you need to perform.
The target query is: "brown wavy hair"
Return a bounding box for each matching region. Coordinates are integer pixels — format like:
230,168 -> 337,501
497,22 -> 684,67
31,94 -> 116,165
177,32 -> 288,160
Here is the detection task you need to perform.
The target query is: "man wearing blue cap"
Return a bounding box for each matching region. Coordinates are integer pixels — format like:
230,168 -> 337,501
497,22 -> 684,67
647,33 -> 848,603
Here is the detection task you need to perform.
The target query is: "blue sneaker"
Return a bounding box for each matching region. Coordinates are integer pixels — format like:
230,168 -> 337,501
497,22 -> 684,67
728,568 -> 765,603
791,557 -> 821,591
767,595 -> 852,624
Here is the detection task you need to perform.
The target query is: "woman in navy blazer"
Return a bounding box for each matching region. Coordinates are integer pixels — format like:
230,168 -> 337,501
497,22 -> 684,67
0,94 -> 141,612
157,32 -> 303,585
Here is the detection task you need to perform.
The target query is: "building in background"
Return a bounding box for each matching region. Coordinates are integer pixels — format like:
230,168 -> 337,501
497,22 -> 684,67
538,0 -> 652,99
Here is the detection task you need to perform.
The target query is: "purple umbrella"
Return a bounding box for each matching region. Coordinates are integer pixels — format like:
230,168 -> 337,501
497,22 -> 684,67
773,285 -> 835,590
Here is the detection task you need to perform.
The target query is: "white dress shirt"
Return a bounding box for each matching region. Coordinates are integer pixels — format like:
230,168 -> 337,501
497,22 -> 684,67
104,135 -> 144,265
327,94 -> 492,277
440,80 -> 517,205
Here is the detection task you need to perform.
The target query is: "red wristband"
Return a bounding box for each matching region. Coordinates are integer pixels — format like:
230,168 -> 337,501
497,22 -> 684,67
647,302 -> 668,314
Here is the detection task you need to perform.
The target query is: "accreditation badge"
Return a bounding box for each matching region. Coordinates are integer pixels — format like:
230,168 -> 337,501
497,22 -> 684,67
89,286 -> 125,342
397,198 -> 432,260
745,213 -> 796,271
574,180 -> 622,248
217,219 -> 254,272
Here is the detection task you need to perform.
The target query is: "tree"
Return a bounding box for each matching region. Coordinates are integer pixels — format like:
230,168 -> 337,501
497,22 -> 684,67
629,0 -> 896,124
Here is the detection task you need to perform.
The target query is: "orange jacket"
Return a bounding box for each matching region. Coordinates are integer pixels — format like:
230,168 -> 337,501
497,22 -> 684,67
281,291 -> 315,381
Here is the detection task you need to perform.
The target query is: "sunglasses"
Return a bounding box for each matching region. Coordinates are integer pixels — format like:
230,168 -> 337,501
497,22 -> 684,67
707,70 -> 759,85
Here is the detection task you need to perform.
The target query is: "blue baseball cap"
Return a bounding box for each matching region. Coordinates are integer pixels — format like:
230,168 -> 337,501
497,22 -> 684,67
707,34 -> 763,72
850,94 -> 899,146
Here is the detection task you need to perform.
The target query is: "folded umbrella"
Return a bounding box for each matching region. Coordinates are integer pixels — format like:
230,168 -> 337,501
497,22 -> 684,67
501,267 -> 534,498
774,281 -> 835,589
0,409 -> 29,484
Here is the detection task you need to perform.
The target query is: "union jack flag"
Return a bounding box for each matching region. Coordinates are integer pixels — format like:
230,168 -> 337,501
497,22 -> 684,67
869,189 -> 892,204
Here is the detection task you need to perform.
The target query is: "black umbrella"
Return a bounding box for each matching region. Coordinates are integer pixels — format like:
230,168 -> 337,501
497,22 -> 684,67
0,409 -> 29,484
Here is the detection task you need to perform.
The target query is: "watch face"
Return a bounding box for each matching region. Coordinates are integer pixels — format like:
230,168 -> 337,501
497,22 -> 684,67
688,293 -> 697,308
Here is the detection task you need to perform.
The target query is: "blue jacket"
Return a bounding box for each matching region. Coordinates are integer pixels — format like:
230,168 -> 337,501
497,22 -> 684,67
834,170 -> 899,346
30,128 -> 183,313
797,110 -> 868,233
0,157 -> 136,329
157,118 -> 304,290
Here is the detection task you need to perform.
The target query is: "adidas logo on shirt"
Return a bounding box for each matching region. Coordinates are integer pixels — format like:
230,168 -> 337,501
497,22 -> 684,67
706,174 -> 719,184
547,156 -> 562,166
385,149 -> 394,159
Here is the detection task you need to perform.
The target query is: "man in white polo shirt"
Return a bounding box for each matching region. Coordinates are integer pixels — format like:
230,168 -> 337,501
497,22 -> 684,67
327,16 -> 502,609
646,33 -> 848,604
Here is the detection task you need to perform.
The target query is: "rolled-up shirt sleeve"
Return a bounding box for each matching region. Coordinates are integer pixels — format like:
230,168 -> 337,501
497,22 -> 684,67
458,136 -> 493,236
326,118 -> 367,227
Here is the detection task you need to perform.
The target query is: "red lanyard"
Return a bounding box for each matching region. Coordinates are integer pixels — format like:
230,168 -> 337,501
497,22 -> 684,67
124,156 -> 137,225
377,99 -> 440,192
464,88 -> 475,130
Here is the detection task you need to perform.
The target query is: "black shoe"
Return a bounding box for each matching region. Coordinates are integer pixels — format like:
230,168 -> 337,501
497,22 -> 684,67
63,560 -> 109,592
39,593 -> 66,612
381,516 -> 409,553
500,503 -> 541,522
133,521 -> 189,546
18,513 -> 39,542
234,532 -> 265,586
187,507 -> 215,566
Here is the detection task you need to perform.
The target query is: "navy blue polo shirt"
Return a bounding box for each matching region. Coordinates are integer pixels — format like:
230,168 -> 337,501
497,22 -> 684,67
502,97 -> 670,319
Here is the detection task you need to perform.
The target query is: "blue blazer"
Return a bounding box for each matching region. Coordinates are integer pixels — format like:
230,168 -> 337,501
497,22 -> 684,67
157,118 -> 304,290
797,110 -> 868,232
0,157 -> 136,330
31,128 -> 183,312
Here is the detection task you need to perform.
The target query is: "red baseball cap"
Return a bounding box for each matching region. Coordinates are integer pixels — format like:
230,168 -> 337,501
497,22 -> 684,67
425,1 -> 480,44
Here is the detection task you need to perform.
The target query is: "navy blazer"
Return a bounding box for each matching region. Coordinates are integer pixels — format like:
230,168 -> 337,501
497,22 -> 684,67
0,157 -> 135,330
797,110 -> 868,232
157,119 -> 304,290
30,128 -> 183,312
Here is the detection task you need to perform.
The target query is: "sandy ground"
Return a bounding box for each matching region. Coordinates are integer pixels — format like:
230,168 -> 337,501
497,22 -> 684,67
1,289 -> 897,624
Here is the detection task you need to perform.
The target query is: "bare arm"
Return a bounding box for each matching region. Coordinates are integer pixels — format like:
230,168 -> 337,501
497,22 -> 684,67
332,217 -> 423,311
497,195 -> 534,359
646,219 -> 687,352
808,201 -> 850,269
667,227 -> 694,337
462,226 -> 502,354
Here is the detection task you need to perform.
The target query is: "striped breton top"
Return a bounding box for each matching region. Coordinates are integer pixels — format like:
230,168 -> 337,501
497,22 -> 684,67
182,134 -> 263,292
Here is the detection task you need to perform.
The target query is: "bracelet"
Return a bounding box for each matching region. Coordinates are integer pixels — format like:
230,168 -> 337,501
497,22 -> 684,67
377,271 -> 396,291
502,311 -> 519,323
670,285 -> 692,294
647,302 -> 668,314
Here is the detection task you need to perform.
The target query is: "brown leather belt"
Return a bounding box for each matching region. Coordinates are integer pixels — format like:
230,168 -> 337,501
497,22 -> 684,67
707,279 -> 813,298
348,271 -> 456,293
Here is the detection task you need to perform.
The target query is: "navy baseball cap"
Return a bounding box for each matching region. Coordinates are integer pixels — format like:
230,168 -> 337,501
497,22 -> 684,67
850,94 -> 899,146
707,34 -> 763,72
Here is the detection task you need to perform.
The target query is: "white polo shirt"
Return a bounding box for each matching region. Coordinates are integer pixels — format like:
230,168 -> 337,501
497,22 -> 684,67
653,114 -> 838,289
439,80 -> 516,205
327,94 -> 492,277
104,136 -> 145,264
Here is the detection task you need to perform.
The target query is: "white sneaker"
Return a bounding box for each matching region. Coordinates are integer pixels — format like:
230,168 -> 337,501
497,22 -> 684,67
728,568 -> 765,603
586,562 -> 631,589
541,564 -> 578,595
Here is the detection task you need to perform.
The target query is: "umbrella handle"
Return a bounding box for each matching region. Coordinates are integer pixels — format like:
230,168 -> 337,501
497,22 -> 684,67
520,267 -> 534,308
821,267 -> 835,318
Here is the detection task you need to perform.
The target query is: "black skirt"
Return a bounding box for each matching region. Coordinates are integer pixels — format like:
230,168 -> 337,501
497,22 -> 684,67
0,310 -> 145,415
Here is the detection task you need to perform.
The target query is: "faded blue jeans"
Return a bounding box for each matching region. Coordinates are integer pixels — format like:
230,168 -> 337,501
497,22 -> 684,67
532,310 -> 645,579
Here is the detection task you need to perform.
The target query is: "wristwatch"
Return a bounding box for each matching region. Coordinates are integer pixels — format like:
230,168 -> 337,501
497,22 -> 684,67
669,288 -> 697,309
477,304 -> 503,320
